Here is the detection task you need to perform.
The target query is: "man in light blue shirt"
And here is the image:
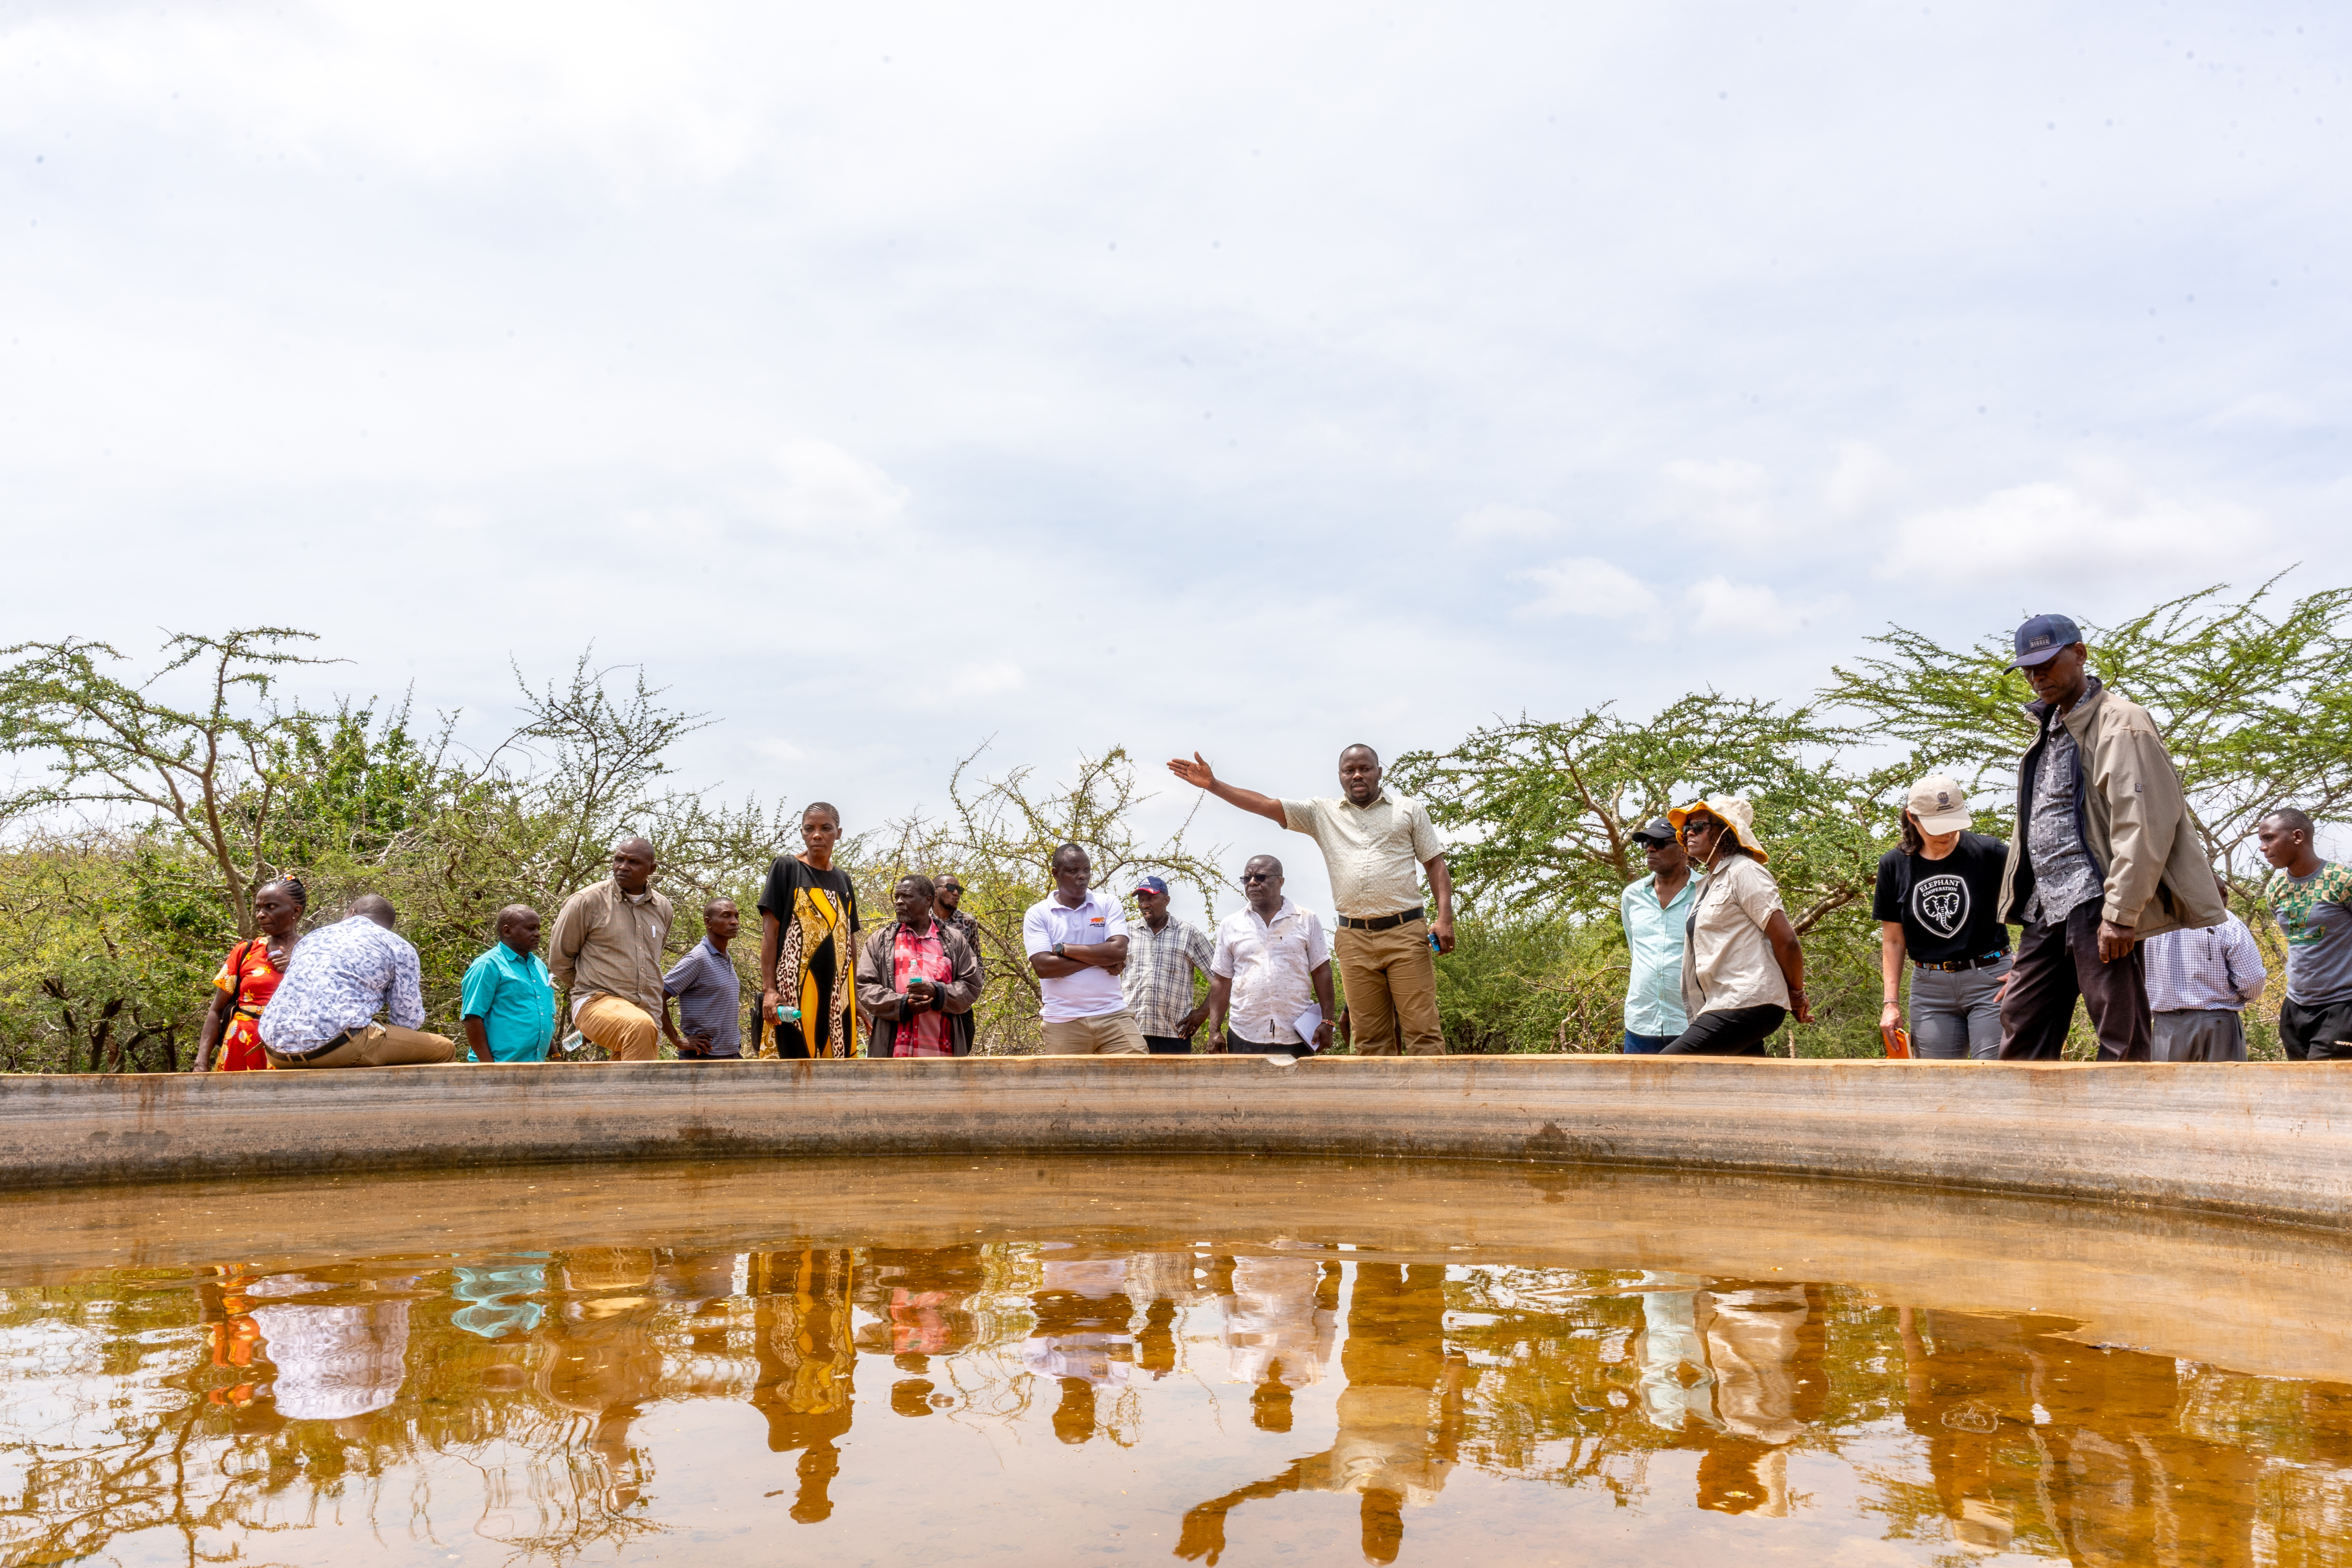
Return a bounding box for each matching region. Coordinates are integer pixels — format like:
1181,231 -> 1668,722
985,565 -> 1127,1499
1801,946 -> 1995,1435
1618,819 -> 1697,1054
460,905 -> 557,1063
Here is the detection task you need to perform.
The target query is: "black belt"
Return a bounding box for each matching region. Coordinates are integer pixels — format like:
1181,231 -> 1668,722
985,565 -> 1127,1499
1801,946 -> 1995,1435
1914,951 -> 2008,973
1339,906 -> 1425,932
272,1027 -> 358,1066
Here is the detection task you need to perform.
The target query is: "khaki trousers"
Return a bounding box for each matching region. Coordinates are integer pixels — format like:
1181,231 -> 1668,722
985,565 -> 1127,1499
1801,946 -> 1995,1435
1039,1009 -> 1149,1056
265,1022 -> 458,1069
1336,919 -> 1446,1056
577,995 -> 662,1062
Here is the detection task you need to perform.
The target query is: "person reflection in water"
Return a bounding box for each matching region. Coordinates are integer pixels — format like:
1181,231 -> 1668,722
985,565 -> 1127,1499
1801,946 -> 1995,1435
1178,1263 -> 1466,1566
1206,1254 -> 1339,1432
748,1248 -> 858,1523
537,1248 -> 669,1512
857,1244 -> 988,1419
1633,1279 -> 1823,1516
1021,1256 -> 1138,1445
245,1274 -> 415,1434
1898,1306 -> 2277,1560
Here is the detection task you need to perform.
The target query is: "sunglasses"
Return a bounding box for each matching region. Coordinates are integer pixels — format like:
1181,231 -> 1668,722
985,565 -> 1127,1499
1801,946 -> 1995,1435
1240,871 -> 1278,883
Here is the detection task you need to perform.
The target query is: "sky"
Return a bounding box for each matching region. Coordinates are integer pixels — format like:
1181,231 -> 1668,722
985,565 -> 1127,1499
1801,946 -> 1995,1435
4,1 -> 2347,923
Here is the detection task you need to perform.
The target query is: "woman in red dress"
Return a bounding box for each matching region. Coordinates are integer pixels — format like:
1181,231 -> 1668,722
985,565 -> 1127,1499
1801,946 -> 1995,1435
194,877 -> 307,1073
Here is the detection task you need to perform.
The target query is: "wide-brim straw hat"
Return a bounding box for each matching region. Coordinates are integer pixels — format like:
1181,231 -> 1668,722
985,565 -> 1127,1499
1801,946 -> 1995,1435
1666,796 -> 1770,864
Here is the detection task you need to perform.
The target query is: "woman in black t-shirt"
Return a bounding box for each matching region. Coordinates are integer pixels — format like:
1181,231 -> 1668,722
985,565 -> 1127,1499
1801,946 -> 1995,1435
1873,775 -> 2012,1060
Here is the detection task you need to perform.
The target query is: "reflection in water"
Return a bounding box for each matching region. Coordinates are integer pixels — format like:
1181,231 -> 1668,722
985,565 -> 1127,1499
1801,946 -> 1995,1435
7,1214 -> 2352,1564
1180,1263 -> 1465,1564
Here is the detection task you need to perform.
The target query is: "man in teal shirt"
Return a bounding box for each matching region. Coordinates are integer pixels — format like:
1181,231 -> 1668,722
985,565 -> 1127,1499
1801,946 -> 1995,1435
1618,819 -> 1697,1053
461,905 -> 557,1063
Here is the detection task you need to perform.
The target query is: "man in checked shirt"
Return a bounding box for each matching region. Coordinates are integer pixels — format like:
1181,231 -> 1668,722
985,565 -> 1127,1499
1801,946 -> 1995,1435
1122,875 -> 1214,1054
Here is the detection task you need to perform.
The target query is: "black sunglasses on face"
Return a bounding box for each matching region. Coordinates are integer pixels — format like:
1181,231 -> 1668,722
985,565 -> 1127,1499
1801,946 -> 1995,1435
1241,871 -> 1277,882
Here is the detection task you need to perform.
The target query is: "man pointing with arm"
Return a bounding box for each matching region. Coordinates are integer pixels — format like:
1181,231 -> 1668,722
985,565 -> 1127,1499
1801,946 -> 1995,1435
1170,744 -> 1452,1056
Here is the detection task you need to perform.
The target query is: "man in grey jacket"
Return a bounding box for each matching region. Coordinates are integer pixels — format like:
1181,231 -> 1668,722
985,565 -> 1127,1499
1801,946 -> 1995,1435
1994,614 -> 2227,1060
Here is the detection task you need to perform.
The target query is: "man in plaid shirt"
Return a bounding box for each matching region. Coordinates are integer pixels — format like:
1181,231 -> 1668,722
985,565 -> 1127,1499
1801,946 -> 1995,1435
1122,875 -> 1214,1054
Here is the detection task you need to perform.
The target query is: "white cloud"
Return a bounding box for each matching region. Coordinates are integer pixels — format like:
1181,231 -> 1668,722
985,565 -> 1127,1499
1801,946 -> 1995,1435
1684,577 -> 1838,637
1662,458 -> 1773,538
754,737 -> 808,762
755,440 -> 911,536
942,661 -> 1026,701
1881,474 -> 2264,582
1514,557 -> 1660,619
1824,442 -> 1903,520
1455,503 -> 1561,541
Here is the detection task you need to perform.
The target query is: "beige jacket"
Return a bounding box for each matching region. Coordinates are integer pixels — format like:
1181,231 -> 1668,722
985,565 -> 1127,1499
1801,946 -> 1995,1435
1996,679 -> 2227,939
547,877 -> 675,1019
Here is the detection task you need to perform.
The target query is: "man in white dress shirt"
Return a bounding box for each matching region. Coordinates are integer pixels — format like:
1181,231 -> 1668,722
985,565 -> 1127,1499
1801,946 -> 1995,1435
1205,855 -> 1337,1056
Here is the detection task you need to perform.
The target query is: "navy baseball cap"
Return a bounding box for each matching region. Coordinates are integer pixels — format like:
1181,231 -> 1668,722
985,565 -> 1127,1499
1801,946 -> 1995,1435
1133,875 -> 1170,897
2008,613 -> 2083,670
1630,817 -> 1676,847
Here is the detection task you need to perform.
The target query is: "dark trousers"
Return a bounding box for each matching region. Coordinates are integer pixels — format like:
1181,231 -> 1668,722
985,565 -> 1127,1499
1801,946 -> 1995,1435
1998,900 -> 2151,1061
2279,998 -> 2352,1062
1622,1031 -> 1674,1055
1145,1034 -> 1193,1056
1661,1005 -> 1786,1056
1226,1036 -> 1301,1056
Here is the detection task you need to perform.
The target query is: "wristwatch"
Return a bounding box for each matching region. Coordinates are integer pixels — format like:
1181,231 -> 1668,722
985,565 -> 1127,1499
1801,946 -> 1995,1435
1054,942 -> 1067,960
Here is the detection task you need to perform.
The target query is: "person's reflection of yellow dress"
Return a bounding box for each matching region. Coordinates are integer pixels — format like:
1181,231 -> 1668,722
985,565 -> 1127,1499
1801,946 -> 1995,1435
749,1248 -> 858,1524
1178,1263 -> 1466,1567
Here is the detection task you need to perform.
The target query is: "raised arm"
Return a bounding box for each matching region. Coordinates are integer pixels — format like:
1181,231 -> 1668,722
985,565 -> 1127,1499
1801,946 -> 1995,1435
1167,752 -> 1289,829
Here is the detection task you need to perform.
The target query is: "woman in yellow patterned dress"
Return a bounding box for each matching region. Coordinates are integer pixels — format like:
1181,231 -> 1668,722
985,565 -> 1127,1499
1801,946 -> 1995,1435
757,803 -> 862,1058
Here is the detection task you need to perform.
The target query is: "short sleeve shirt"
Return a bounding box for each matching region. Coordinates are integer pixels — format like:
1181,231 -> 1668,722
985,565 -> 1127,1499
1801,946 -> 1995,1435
1211,899 -> 1331,1046
1122,916 -> 1215,1036
2266,861 -> 2352,1007
662,938 -> 744,1056
1023,889 -> 1131,1022
1681,855 -> 1791,1016
1278,791 -> 1443,920
461,943 -> 558,1062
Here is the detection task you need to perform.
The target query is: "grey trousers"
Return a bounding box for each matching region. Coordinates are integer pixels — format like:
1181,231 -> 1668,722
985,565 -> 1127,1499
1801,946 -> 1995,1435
2150,1009 -> 2248,1063
1909,958 -> 2010,1060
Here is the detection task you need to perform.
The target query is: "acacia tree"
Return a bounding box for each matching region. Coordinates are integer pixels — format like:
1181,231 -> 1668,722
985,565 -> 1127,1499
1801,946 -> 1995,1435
0,628 -> 334,938
1822,579 -> 2352,896
1389,693 -> 1886,936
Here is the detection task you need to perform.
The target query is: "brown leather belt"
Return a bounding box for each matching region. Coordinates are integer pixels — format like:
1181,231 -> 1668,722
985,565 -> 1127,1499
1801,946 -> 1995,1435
1339,906 -> 1425,932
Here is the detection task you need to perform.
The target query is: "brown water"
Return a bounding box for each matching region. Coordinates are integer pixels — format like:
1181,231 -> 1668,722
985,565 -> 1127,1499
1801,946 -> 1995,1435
4,1155 -> 2350,1566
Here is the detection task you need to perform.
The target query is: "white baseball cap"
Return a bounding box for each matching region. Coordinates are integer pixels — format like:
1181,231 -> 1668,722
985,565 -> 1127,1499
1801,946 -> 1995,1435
1905,775 -> 1972,835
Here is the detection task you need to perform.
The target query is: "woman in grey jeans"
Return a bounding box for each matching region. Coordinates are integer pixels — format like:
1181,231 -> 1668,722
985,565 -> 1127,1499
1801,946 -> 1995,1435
1873,775 -> 2013,1059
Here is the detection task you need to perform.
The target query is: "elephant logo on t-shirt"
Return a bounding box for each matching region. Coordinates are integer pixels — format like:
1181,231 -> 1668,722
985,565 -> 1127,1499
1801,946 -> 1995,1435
1914,874 -> 1969,940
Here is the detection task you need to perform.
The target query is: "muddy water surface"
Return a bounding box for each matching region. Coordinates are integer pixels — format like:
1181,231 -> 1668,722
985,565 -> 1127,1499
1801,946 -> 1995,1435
4,1154 -> 2349,1565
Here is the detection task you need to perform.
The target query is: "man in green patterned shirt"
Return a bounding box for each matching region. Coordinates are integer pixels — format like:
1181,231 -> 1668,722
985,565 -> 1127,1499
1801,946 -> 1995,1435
2259,808 -> 2352,1061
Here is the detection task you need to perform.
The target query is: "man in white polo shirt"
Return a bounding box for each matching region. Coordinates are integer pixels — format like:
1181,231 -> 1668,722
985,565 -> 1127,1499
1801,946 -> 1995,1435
1206,854 -> 1337,1056
1024,842 -> 1148,1055
1169,743 -> 1450,1055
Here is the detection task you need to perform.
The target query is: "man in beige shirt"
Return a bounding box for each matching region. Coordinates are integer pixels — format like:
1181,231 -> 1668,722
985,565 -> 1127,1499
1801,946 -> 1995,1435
547,837 -> 675,1062
1169,744 -> 1452,1055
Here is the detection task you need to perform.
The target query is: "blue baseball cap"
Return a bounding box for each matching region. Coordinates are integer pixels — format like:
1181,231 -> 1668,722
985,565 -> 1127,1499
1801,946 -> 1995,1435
1133,875 -> 1170,897
2008,613 -> 2083,670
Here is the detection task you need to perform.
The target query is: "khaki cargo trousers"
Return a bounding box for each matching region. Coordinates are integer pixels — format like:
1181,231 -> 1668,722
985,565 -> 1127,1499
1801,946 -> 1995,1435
1336,917 -> 1446,1056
